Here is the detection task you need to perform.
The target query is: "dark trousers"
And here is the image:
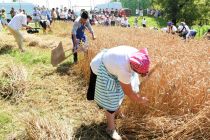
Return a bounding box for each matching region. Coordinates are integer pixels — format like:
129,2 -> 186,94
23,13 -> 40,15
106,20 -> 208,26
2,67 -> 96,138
73,52 -> 78,63
72,35 -> 86,63
87,68 -> 97,100
72,35 -> 78,63
40,21 -> 47,30
87,68 -> 116,114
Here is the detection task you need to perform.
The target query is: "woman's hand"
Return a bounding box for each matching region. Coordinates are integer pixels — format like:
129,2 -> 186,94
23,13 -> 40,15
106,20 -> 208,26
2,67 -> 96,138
137,96 -> 149,105
120,82 -> 148,104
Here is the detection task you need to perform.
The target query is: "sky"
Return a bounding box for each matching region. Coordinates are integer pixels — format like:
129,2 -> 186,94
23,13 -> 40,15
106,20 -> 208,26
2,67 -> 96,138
1,0 -> 111,10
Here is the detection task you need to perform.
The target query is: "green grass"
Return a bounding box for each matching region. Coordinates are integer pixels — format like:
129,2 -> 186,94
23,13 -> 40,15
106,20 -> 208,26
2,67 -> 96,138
0,112 -> 12,140
192,25 -> 210,38
0,27 -> 7,33
0,46 -> 52,139
0,42 -> 74,69
0,47 -> 52,139
0,78 -> 10,88
129,16 -> 167,28
8,48 -> 50,66
0,112 -> 11,125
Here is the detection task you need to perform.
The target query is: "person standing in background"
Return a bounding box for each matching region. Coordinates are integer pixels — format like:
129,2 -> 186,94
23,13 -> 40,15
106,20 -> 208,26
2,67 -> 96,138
1,9 -> 8,28
0,10 -> 2,31
59,9 -> 65,21
51,8 -> 57,23
134,17 -> 139,28
56,7 -> 60,21
142,18 -> 147,27
64,7 -> 68,22
10,7 -> 16,18
33,7 -> 41,28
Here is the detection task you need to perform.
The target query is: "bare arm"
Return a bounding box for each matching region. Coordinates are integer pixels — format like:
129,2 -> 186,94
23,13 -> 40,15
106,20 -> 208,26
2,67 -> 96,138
72,22 -> 79,44
86,21 -> 96,39
22,24 -> 32,29
72,34 -> 77,45
120,82 -> 148,104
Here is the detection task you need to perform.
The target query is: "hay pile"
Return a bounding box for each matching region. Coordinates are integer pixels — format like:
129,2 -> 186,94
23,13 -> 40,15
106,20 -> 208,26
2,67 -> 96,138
118,105 -> 210,139
0,33 -> 16,53
0,64 -> 28,102
28,41 -> 39,47
167,102 -> 210,139
23,114 -> 73,140
24,34 -> 58,48
0,44 -> 13,54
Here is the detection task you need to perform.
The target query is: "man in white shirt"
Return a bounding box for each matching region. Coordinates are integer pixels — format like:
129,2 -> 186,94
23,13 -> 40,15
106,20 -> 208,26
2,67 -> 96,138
142,18 -> 147,27
63,7 -> 68,21
59,9 -> 65,21
7,13 -> 32,52
115,16 -> 121,26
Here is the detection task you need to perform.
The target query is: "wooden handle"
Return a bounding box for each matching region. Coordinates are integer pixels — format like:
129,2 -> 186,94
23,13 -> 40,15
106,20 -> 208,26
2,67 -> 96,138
65,53 -> 74,59
63,43 -> 88,61
64,49 -> 71,53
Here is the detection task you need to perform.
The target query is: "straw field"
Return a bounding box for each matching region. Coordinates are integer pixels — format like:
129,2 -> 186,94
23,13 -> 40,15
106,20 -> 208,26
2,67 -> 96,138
0,22 -> 209,140
78,24 -> 210,139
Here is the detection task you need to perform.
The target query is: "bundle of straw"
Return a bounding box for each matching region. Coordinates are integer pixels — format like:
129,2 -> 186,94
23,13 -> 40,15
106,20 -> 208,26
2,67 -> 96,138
0,64 -> 28,101
24,114 -> 73,140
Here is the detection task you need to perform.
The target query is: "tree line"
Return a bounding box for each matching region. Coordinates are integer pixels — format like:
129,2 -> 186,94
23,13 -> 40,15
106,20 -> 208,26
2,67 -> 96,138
112,0 -> 210,26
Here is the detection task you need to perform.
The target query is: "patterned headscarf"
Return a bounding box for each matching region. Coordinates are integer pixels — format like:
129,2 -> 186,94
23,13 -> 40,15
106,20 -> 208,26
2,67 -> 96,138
129,48 -> 150,74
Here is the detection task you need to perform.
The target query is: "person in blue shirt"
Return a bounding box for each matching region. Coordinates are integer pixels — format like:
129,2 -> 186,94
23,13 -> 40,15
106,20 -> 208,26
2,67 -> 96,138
46,9 -> 52,24
72,11 -> 96,63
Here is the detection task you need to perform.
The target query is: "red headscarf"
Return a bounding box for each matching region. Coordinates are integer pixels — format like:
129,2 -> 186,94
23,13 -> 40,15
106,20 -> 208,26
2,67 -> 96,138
129,48 -> 150,74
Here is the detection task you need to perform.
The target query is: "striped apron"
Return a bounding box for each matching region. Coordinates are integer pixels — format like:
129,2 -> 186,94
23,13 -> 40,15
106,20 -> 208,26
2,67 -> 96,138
94,56 -> 125,111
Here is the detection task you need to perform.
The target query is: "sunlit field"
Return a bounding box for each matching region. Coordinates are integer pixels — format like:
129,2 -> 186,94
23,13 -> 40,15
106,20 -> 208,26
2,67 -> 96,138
0,21 -> 209,140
